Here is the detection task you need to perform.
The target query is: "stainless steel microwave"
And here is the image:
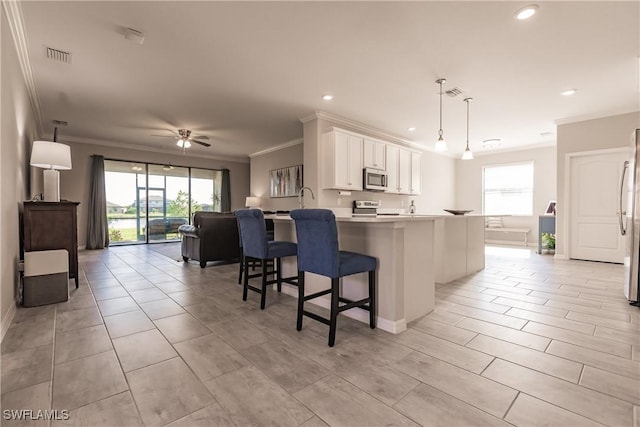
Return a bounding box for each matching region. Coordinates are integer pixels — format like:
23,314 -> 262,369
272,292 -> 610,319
363,168 -> 388,191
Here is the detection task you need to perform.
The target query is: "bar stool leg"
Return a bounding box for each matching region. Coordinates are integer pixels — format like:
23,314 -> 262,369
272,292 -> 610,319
328,277 -> 340,347
260,261 -> 268,310
297,271 -> 305,331
242,256 -> 249,301
276,258 -> 282,292
368,270 -> 376,329
238,249 -> 243,284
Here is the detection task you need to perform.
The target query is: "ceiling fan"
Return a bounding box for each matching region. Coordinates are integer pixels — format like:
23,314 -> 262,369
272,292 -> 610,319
153,129 -> 211,148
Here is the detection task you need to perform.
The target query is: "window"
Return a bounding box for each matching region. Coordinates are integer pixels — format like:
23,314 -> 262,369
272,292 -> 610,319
483,162 -> 534,215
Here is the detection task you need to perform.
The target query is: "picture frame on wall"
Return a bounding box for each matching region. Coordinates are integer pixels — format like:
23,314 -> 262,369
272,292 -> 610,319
270,165 -> 303,198
545,200 -> 556,215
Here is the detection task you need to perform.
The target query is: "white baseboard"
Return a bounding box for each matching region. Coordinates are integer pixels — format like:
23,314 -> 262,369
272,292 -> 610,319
554,253 -> 569,260
278,284 -> 407,334
1,301 -> 17,342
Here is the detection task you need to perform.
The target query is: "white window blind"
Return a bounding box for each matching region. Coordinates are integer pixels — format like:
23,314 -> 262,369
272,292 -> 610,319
483,163 -> 534,215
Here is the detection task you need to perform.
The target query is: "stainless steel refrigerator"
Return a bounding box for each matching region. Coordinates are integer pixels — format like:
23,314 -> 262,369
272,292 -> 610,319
621,129 -> 640,306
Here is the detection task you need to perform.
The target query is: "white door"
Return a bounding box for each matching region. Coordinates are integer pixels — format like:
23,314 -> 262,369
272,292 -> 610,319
569,150 -> 628,263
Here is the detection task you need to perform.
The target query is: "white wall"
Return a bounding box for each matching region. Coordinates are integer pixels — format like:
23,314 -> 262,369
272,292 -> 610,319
455,146 -> 557,245
58,141 -> 250,248
300,115 -> 456,214
249,142 -> 303,211
556,112 -> 640,257
1,6 -> 37,333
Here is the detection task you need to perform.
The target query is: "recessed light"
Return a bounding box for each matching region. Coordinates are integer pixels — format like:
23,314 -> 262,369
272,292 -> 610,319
408,127 -> 416,132
560,89 -> 577,96
322,94 -> 334,101
515,4 -> 538,20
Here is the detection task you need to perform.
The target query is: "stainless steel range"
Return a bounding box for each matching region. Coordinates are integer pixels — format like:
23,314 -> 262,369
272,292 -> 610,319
352,200 -> 379,217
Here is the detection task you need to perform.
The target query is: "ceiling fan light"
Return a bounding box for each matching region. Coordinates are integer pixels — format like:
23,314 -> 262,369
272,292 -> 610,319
176,139 -> 184,148
183,140 -> 192,148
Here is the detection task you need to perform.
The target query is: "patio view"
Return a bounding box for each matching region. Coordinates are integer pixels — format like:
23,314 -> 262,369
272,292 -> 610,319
104,160 -> 223,244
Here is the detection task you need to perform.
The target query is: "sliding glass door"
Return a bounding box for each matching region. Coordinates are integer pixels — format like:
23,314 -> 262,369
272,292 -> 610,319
104,160 -> 222,245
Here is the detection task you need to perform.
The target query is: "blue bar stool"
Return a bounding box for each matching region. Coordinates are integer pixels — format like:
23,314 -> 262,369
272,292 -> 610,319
235,209 -> 298,309
290,209 -> 377,347
237,218 -> 274,284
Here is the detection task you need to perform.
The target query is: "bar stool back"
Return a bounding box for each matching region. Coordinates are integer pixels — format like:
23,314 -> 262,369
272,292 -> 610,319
235,209 -> 298,309
290,209 -> 377,346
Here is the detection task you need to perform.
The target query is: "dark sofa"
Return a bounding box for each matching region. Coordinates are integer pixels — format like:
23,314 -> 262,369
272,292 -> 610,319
178,212 -> 240,268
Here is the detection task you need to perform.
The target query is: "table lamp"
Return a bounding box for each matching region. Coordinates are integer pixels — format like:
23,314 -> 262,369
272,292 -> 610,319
30,141 -> 72,202
245,196 -> 261,208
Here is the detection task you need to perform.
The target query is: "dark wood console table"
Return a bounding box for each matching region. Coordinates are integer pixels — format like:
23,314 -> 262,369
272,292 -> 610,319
22,201 -> 80,288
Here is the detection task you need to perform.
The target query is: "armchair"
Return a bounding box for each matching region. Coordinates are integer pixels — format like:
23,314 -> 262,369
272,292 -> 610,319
178,212 -> 240,268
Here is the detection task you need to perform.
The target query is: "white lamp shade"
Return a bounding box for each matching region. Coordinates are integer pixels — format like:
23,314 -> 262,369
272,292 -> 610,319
30,141 -> 72,170
245,196 -> 261,208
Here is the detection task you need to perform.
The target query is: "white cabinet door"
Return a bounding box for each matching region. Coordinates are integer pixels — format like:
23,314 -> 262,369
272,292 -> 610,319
410,151 -> 422,195
364,139 -> 386,170
398,148 -> 411,194
328,131 -> 363,191
347,134 -> 364,189
386,145 -> 399,193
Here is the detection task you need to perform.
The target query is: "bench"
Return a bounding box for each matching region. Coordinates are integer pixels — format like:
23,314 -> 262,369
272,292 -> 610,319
485,227 -> 530,246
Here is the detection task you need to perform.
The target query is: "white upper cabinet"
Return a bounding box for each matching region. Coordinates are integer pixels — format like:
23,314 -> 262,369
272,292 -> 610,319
364,138 -> 386,170
386,145 -> 399,193
388,147 -> 421,195
323,130 -> 363,190
410,151 -> 421,195
398,148 -> 411,194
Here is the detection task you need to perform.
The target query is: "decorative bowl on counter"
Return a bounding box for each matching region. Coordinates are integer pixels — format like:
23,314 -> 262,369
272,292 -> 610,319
443,209 -> 474,215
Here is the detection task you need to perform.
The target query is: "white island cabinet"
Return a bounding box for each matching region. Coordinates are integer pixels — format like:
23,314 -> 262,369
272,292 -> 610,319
272,215 -> 436,333
323,130 -> 363,191
434,215 -> 485,284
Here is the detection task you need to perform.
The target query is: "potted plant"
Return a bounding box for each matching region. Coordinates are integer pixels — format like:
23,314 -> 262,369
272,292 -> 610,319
541,232 -> 556,254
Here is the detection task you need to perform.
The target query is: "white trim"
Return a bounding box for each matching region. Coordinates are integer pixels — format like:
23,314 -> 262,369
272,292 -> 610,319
300,110 -> 427,152
553,253 -> 569,260
554,109 -> 640,126
278,284 -> 407,334
3,1 -> 44,137
58,136 -> 250,164
249,138 -> 303,158
564,147 -> 629,260
472,141 -> 556,157
1,301 -> 17,343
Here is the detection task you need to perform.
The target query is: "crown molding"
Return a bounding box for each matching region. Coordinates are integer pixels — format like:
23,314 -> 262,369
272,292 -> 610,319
58,135 -> 250,164
469,140 -> 556,158
249,138 -> 303,158
554,109 -> 639,126
300,110 -> 426,149
3,1 -> 44,137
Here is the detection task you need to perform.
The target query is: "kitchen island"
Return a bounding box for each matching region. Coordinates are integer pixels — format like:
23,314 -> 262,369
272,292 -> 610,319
269,213 -> 485,334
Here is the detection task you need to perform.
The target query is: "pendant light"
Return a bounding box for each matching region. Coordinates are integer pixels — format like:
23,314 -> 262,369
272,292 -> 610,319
461,97 -> 474,160
434,78 -> 447,152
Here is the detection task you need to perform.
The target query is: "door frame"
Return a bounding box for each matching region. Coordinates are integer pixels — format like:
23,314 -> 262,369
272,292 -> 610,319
563,147 -> 629,260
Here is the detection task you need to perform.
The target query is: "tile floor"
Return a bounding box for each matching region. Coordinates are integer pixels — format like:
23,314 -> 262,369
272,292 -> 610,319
2,244 -> 640,427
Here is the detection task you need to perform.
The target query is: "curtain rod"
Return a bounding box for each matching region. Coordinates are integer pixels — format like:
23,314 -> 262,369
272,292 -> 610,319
95,155 -> 224,173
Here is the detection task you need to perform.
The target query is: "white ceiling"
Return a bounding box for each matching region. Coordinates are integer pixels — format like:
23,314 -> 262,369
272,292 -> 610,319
17,1 -> 640,161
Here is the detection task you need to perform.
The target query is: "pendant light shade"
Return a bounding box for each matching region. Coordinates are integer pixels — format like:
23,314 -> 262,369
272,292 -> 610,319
461,97 -> 474,160
434,78 -> 448,152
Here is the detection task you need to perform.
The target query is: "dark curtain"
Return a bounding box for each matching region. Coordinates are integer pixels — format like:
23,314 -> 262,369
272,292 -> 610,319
221,168 -> 231,212
86,155 -> 109,249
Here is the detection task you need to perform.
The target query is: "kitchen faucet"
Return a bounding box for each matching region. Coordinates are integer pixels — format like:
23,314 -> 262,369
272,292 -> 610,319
297,186 -> 315,209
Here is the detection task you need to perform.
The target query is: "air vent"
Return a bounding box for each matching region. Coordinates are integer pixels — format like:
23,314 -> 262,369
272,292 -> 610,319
445,87 -> 462,97
52,120 -> 68,126
45,46 -> 71,64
